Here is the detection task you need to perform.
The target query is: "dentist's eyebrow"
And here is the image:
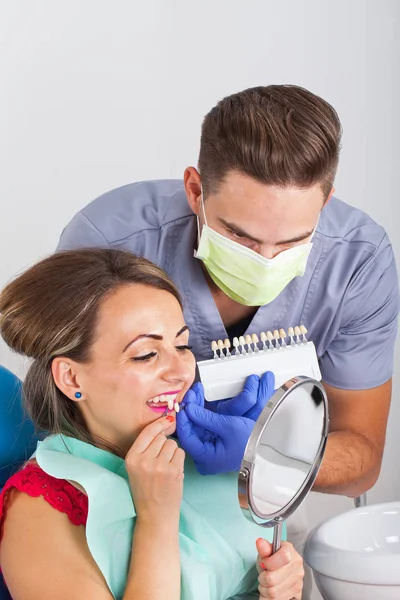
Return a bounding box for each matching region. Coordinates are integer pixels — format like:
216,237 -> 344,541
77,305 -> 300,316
275,230 -> 314,245
122,325 -> 190,353
218,217 -> 313,246
218,218 -> 264,244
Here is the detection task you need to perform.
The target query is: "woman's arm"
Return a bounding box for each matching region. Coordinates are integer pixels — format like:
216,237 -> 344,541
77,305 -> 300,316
1,488 -> 181,600
0,489 -> 113,600
1,418 -> 183,600
124,518 -> 180,599
123,416 -> 184,600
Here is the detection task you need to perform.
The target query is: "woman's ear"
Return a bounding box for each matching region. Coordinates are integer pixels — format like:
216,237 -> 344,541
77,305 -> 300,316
51,357 -> 84,401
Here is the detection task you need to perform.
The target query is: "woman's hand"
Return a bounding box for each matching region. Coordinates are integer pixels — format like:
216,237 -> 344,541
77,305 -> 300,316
256,538 -> 304,600
125,416 -> 183,599
125,416 -> 185,525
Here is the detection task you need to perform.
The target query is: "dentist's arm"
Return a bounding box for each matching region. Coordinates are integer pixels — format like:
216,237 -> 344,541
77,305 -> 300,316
312,380 -> 391,497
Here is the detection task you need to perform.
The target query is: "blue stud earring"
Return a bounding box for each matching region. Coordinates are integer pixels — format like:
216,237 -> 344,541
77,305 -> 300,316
75,392 -> 82,399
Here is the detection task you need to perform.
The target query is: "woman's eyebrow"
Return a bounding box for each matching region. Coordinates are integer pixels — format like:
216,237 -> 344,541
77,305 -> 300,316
122,326 -> 189,353
122,333 -> 162,353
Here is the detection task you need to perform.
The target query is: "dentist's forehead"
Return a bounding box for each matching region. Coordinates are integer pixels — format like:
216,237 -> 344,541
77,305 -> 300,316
204,178 -> 323,244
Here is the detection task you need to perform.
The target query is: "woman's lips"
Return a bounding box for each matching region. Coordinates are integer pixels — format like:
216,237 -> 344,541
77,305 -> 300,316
148,405 -> 174,413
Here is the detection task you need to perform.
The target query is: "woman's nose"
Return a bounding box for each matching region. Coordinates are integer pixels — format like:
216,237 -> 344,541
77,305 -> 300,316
164,350 -> 193,382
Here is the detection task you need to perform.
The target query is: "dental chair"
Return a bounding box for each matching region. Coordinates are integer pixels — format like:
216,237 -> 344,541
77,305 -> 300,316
0,365 -> 39,600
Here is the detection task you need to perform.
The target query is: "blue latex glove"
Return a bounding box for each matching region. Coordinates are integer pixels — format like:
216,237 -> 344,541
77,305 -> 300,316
176,381 -> 256,475
205,371 -> 275,421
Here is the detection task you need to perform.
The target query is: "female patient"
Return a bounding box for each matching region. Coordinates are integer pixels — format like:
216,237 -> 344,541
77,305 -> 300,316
0,249 -> 303,600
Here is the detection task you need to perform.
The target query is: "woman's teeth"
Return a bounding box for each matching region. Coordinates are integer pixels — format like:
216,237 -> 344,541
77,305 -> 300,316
148,394 -> 180,412
152,393 -> 178,404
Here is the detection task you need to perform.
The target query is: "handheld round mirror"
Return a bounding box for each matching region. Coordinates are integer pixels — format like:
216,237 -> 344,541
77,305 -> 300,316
238,376 -> 329,552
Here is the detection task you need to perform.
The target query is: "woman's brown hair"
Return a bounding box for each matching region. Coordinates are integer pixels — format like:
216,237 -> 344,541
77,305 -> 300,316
199,84 -> 342,198
0,248 -> 182,448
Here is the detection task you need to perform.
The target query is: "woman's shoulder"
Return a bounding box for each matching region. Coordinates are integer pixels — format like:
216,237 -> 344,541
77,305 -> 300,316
0,461 -> 88,535
0,464 -> 111,600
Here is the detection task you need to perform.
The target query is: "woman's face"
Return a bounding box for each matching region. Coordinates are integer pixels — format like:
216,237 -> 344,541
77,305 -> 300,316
67,285 -> 196,453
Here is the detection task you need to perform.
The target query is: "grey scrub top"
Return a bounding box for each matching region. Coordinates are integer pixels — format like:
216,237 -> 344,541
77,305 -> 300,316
57,179 -> 399,390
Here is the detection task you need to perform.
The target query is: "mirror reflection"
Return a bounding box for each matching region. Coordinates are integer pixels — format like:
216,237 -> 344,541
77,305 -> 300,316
251,381 -> 325,517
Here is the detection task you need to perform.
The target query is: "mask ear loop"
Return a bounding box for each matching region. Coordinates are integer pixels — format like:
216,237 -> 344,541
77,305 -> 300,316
197,185 -> 208,246
309,215 -> 320,243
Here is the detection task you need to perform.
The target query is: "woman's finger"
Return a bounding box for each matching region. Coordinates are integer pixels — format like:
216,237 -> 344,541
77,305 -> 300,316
258,577 -> 304,600
256,537 -> 273,571
144,432 -> 172,457
261,541 -> 297,571
258,569 -> 304,600
158,438 -> 180,462
171,446 -> 185,470
258,559 -> 304,597
130,416 -> 175,454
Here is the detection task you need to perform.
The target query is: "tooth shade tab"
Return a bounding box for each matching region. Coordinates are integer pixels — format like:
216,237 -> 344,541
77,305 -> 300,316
260,331 -> 268,350
211,340 -> 219,359
245,335 -> 253,353
279,329 -> 287,347
251,333 -> 259,352
272,330 -> 280,349
239,336 -> 247,354
217,339 -> 225,358
300,325 -> 308,343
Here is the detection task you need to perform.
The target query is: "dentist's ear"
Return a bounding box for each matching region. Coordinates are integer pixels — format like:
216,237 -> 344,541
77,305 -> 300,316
184,167 -> 202,216
324,187 -> 335,207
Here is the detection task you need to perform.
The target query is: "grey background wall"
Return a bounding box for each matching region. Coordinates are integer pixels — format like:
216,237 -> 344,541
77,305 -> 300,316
1,2 -> 399,598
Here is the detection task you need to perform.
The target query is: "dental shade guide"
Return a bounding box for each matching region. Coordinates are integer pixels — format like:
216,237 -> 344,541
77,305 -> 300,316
198,324 -> 321,402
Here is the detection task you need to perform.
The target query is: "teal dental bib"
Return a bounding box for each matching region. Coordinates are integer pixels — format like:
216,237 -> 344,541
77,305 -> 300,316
35,435 -> 282,600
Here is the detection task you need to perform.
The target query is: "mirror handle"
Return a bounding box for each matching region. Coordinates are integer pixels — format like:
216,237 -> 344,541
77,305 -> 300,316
272,518 -> 284,553
354,493 -> 367,508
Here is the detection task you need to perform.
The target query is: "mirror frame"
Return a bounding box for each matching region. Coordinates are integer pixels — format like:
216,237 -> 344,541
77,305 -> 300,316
238,376 -> 329,528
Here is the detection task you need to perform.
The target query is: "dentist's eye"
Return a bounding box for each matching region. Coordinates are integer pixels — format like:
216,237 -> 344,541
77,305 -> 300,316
176,345 -> 193,353
132,352 -> 157,362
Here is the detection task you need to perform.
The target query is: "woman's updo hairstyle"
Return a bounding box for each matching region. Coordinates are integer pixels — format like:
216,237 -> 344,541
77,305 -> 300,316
0,248 -> 182,446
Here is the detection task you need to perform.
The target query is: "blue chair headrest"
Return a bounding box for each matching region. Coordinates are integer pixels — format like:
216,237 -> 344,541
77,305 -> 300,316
0,365 -> 38,488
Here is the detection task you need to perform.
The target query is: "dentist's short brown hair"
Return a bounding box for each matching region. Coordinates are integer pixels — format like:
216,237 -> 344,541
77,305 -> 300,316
199,84 -> 342,198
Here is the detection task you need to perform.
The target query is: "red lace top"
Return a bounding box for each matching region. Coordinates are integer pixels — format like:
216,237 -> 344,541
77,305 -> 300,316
0,462 -> 89,543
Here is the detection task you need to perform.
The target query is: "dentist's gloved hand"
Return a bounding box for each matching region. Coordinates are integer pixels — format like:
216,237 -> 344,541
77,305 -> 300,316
205,371 -> 275,421
176,381 -> 256,475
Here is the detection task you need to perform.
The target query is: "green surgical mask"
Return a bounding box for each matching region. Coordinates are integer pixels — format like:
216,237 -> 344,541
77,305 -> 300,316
195,198 -> 316,306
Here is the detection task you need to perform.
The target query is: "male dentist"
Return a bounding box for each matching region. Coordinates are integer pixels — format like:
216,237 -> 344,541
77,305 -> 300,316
57,85 -> 399,598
